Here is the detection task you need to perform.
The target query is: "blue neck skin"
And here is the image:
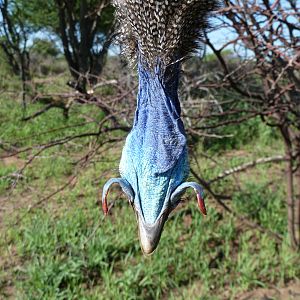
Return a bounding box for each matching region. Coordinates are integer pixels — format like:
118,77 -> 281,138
101,62 -> 206,254
119,63 -> 190,224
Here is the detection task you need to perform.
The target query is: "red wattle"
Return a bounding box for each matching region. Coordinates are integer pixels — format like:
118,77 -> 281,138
197,193 -> 207,216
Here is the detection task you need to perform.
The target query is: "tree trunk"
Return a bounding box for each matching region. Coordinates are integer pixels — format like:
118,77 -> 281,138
19,50 -> 31,110
281,125 -> 298,249
295,140 -> 300,249
286,146 -> 297,249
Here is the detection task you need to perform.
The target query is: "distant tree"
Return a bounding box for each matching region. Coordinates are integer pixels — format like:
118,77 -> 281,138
29,38 -> 63,77
30,38 -> 60,57
15,0 -> 115,93
0,0 -> 31,106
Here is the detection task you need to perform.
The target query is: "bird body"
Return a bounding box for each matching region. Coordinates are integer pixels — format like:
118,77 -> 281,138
102,0 -> 219,254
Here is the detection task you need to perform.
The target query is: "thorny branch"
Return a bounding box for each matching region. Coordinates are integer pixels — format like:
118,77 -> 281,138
199,0 -> 300,248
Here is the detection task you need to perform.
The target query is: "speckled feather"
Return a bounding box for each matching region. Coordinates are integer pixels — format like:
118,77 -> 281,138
113,0 -> 219,70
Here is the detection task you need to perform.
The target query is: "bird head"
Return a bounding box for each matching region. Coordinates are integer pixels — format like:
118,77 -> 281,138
102,66 -> 206,254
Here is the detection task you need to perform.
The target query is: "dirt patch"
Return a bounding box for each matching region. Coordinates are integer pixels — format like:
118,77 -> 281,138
236,281 -> 300,300
2,156 -> 25,169
224,150 -> 250,159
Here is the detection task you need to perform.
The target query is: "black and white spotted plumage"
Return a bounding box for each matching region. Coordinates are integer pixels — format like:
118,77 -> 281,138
113,0 -> 219,70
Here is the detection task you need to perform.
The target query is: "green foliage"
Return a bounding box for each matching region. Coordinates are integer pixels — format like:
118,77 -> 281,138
233,183 -> 286,234
29,39 -> 66,76
0,48 -> 13,76
13,0 -> 114,36
30,38 -> 60,57
204,50 -> 234,63
203,110 -> 280,154
204,117 -> 261,152
0,164 -> 16,193
0,48 -> 21,92
0,98 -> 101,148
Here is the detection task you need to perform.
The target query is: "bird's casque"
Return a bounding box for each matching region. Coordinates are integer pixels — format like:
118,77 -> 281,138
102,0 -> 218,254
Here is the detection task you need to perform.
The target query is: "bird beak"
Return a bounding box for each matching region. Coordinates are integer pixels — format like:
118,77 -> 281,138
102,177 -> 168,254
136,210 -> 169,255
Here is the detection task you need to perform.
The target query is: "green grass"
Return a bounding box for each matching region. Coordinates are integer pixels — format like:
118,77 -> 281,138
0,98 -> 103,146
7,201 -> 299,299
1,81 -> 300,299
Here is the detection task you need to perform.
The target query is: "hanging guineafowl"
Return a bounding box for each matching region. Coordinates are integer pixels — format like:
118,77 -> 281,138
102,0 -> 219,254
